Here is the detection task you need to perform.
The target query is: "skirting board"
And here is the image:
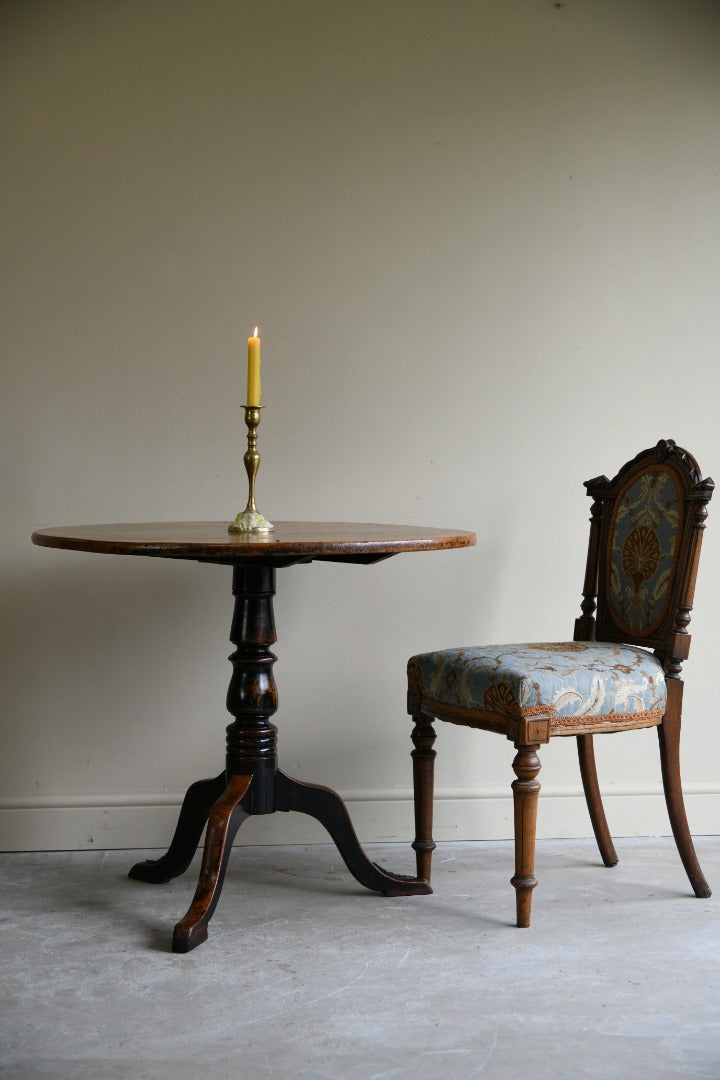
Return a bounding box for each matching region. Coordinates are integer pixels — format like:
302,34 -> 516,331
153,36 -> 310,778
0,785 -> 717,851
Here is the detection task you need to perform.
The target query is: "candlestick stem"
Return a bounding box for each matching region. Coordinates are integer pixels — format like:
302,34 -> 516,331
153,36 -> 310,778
228,406 -> 274,533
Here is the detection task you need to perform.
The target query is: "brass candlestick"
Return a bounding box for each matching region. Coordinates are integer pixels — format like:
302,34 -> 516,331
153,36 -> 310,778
228,405 -> 274,533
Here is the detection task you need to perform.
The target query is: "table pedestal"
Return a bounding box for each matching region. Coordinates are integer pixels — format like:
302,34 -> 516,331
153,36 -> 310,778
129,564 -> 431,952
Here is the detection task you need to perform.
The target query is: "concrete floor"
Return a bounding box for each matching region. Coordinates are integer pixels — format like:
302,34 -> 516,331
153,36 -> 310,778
2,838 -> 719,1079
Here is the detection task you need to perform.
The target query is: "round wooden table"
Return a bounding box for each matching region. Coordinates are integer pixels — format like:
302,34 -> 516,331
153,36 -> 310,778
32,521 -> 476,952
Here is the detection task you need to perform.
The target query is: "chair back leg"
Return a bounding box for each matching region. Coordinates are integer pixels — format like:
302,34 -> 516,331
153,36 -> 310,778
577,734 -> 619,867
511,744 -> 542,927
658,681 -> 711,898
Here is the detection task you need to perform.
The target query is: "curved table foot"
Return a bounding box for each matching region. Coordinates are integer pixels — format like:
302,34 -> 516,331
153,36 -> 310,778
275,770 -> 431,896
128,772 -> 228,884
172,773 -> 253,953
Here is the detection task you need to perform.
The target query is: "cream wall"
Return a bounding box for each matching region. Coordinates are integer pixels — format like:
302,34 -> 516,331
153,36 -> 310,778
2,0 -> 720,851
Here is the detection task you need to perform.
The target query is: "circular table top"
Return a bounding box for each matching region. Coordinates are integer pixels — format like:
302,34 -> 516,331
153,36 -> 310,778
32,521 -> 476,565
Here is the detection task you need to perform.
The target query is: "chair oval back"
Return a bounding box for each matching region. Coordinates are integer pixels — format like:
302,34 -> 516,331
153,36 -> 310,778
580,440 -> 714,672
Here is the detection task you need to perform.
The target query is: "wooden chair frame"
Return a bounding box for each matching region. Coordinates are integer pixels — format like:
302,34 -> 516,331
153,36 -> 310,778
408,439 -> 714,926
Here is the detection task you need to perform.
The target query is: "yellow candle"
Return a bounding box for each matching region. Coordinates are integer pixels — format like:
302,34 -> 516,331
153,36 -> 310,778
247,326 -> 261,406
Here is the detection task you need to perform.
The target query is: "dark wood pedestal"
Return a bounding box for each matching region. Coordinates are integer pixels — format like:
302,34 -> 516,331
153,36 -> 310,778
32,521 -> 475,952
129,564 -> 431,952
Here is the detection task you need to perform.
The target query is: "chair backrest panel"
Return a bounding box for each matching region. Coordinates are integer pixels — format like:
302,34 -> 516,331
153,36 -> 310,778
576,440 -> 714,673
606,463 -> 682,638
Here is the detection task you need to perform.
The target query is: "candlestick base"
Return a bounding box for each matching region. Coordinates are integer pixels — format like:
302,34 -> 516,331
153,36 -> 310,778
228,509 -> 274,534
228,404 -> 274,535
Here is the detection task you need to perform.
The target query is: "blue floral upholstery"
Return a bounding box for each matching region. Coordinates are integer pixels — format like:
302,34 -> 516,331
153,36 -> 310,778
408,641 -> 666,730
608,466 -> 681,636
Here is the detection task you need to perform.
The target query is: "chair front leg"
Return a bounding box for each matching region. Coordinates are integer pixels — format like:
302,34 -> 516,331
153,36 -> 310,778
411,714 -> 437,883
511,743 -> 542,927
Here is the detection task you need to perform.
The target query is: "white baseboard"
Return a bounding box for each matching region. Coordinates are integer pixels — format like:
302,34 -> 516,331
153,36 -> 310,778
0,784 -> 717,851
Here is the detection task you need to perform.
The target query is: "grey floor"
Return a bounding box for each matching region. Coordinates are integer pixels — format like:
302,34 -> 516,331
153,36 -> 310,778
2,838 -> 719,1080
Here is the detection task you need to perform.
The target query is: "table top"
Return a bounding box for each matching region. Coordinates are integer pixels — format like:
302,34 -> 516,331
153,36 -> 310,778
31,521 -> 476,565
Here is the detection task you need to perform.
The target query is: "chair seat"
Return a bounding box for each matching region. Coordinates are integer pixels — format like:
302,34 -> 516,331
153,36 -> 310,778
408,641 -> 667,733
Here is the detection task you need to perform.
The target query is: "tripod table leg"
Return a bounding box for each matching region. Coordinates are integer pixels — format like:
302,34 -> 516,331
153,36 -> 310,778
171,773 -> 253,953
128,772 -> 228,884
275,770 -> 431,896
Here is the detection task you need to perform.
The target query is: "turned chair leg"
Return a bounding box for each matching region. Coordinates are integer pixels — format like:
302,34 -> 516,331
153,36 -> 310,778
511,744 -> 541,927
411,715 -> 436,883
658,683 -> 711,898
577,734 -> 618,868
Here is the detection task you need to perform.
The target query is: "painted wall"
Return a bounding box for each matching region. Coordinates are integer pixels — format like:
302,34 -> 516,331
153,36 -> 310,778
2,0 -> 719,851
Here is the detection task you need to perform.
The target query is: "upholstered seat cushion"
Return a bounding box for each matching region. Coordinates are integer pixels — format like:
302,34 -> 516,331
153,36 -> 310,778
408,641 -> 667,729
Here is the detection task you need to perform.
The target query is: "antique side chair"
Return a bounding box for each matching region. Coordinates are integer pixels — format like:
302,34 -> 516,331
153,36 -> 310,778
407,440 -> 714,927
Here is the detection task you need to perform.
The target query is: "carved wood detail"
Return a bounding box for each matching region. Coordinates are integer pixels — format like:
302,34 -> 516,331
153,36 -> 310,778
510,745 -> 542,928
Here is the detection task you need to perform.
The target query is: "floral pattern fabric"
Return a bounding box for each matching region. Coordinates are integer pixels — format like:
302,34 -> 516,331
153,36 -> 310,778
607,466 -> 681,636
408,641 -> 666,721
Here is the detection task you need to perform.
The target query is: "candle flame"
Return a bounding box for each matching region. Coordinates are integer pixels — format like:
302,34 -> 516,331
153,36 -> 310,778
253,326 -> 259,338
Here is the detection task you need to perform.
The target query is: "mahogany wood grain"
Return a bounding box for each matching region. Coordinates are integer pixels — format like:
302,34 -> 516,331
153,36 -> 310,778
172,774 -> 253,953
32,521 -> 475,564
